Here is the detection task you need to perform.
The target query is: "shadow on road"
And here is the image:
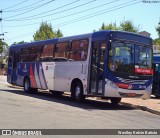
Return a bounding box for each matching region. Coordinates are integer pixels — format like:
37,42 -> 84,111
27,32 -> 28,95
0,87 -> 136,111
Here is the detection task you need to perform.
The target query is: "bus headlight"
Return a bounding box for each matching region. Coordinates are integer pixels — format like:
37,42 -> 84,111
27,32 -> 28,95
145,84 -> 152,93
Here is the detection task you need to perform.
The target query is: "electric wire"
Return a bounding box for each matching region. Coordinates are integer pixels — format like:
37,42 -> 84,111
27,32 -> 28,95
4,0 -> 138,27
3,0 -> 56,19
2,0 -> 30,11
3,0 -> 96,21
5,0 -> 141,41
3,0 -> 46,12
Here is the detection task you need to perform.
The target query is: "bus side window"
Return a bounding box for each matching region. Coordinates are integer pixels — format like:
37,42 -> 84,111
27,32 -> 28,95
30,47 -> 38,62
40,44 -> 54,62
54,42 -> 69,61
69,39 -> 88,61
20,48 -> 30,62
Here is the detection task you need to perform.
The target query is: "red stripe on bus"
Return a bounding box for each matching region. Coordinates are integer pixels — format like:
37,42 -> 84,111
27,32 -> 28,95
30,64 -> 37,88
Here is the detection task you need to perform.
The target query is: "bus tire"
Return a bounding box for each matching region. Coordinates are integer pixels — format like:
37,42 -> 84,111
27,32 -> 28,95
71,81 -> 85,102
24,77 -> 38,93
24,77 -> 31,93
110,97 -> 121,105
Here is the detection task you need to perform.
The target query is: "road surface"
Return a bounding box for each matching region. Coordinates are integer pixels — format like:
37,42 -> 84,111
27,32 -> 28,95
0,82 -> 160,137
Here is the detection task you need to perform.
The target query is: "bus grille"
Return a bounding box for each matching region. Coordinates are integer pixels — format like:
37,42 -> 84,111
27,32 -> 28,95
116,77 -> 148,84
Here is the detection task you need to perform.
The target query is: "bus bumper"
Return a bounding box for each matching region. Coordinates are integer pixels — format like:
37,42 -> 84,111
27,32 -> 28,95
104,80 -> 152,99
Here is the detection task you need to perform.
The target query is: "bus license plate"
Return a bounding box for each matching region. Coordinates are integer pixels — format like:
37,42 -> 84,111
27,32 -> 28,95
127,93 -> 136,97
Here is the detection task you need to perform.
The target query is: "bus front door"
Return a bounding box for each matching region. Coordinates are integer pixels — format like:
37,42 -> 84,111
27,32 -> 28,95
89,41 -> 106,95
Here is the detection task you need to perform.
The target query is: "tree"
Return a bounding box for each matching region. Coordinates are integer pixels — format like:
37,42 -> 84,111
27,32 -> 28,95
154,19 -> 160,46
55,29 -> 63,38
33,21 -> 63,41
99,20 -> 140,33
33,22 -> 55,41
153,38 -> 160,46
99,22 -> 119,30
156,19 -> 160,38
0,40 -> 8,53
120,20 -> 139,33
12,41 -> 27,45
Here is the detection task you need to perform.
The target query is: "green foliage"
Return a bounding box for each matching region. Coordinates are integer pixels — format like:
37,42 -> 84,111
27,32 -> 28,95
33,22 -> 55,41
12,41 -> 27,45
120,20 -> 139,33
0,40 -> 8,53
99,20 -> 140,33
55,29 -> 63,38
33,22 -> 63,41
153,38 -> 160,46
99,22 -> 119,30
156,19 -> 160,37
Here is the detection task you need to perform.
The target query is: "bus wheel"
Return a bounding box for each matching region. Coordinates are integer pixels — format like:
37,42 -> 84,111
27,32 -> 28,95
24,78 -> 37,93
110,97 -> 121,105
71,82 -> 85,102
24,78 -> 31,93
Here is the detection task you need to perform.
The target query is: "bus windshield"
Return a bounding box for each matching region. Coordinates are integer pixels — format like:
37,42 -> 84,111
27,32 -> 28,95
109,41 -> 152,75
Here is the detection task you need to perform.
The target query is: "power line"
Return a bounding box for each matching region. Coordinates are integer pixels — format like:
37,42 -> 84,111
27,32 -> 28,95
3,0 -> 46,12
3,0 -> 134,27
3,0 -> 95,21
5,0 -> 141,41
53,1 -> 141,28
3,0 -> 56,20
2,0 -> 30,11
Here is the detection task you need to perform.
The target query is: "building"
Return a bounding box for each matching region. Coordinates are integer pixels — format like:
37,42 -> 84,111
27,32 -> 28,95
138,31 -> 151,37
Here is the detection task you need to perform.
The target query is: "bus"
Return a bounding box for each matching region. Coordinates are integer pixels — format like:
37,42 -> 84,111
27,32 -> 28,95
152,55 -> 160,98
7,30 -> 153,104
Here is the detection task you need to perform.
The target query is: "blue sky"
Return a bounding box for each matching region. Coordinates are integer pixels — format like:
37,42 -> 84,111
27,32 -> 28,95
0,0 -> 160,45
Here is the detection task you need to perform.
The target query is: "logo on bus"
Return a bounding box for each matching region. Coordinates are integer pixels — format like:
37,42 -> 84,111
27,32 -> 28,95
24,64 -> 26,69
23,64 -> 28,72
128,85 -> 133,89
116,83 -> 133,89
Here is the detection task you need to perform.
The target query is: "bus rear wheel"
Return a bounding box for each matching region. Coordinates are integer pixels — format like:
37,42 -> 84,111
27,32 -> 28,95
24,78 -> 37,93
71,81 -> 85,102
110,97 -> 121,105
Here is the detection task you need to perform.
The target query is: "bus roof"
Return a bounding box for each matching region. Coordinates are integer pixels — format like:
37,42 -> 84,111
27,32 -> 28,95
10,30 -> 152,50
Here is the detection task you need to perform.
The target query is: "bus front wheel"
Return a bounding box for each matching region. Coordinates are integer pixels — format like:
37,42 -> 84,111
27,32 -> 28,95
110,97 -> 121,105
71,81 -> 85,102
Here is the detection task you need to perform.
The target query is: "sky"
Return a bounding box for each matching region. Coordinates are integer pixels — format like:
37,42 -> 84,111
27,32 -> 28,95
0,0 -> 160,45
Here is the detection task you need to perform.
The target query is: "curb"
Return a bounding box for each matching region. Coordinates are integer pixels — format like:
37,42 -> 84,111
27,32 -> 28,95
121,102 -> 160,116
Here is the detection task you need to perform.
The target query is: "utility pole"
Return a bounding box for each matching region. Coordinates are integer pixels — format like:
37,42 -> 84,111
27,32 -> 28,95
0,10 -> 3,34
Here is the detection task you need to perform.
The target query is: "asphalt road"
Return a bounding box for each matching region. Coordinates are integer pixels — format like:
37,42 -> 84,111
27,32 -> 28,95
0,82 -> 160,129
0,82 -> 160,138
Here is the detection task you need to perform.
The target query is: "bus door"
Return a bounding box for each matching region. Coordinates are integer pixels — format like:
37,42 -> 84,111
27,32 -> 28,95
153,63 -> 160,97
90,41 -> 106,95
11,51 -> 19,84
